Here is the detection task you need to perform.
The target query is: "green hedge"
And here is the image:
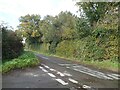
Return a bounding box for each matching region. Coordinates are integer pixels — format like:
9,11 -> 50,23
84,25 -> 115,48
56,34 -> 118,62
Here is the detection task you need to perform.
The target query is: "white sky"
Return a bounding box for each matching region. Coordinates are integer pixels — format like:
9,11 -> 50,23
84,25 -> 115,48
0,0 -> 79,30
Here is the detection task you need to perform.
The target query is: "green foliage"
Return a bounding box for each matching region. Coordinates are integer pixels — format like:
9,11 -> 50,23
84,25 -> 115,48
17,2 -> 119,71
2,25 -> 23,60
18,14 -> 42,46
76,18 -> 91,39
56,40 -> 81,58
56,31 -> 118,62
2,51 -> 40,74
57,11 -> 78,40
30,43 -> 50,53
76,2 -> 114,28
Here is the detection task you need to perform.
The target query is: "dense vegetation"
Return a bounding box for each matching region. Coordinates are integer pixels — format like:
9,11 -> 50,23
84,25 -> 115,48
1,23 -> 40,73
1,51 -> 40,74
16,2 -> 119,70
1,24 -> 23,60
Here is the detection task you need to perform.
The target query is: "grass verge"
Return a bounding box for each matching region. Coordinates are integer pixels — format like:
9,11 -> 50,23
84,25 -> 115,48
1,51 -> 40,74
33,50 -> 119,72
53,54 -> 119,72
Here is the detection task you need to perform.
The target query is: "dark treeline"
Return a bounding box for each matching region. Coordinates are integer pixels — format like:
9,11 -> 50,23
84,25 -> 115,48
16,2 -> 119,62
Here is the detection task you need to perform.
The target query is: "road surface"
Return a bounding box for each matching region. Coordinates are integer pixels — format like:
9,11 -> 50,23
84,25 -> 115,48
3,53 -> 120,89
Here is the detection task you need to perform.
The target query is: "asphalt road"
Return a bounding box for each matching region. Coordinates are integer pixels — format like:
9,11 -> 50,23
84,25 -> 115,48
2,53 -> 120,89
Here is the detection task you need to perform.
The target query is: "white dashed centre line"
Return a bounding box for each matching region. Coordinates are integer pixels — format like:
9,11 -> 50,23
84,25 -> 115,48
39,66 -> 43,69
48,73 -> 56,77
68,78 -> 78,84
39,66 -> 48,73
56,79 -> 68,85
41,64 -> 50,69
33,75 -> 39,77
57,71 -> 65,77
66,67 -> 70,68
45,65 -> 50,69
63,71 -> 72,76
42,68 -> 48,73
50,68 -> 56,72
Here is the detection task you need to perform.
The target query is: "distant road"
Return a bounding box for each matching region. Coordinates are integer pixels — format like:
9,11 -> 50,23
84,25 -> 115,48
3,53 -> 120,89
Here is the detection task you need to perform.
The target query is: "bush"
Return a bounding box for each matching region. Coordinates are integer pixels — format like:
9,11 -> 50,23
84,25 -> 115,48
56,40 -> 80,58
56,31 -> 118,62
2,51 -> 40,73
2,26 -> 23,60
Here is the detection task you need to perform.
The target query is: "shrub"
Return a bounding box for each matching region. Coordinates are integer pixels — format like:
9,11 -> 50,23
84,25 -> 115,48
2,51 -> 40,73
2,26 -> 23,60
56,31 -> 118,62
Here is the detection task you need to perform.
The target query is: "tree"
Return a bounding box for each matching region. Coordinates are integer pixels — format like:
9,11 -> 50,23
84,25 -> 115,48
76,18 -> 91,39
57,11 -> 78,40
18,14 -> 42,48
2,24 -> 23,60
76,2 -> 108,28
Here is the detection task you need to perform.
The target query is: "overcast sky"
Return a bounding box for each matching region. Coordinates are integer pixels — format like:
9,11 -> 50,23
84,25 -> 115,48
0,0 -> 79,29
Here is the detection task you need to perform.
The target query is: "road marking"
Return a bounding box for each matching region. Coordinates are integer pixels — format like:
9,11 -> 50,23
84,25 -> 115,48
39,66 -> 43,69
39,66 -> 48,73
82,85 -> 91,88
45,65 -> 50,69
73,66 -> 113,80
57,71 -> 65,77
66,67 -> 70,68
48,73 -> 56,77
73,68 -> 113,80
42,56 -> 49,60
42,64 -> 72,77
63,71 -> 72,76
107,74 -> 120,80
68,78 -> 78,84
33,74 -> 39,77
55,79 -> 68,85
50,68 -> 56,72
59,64 -> 77,66
42,68 -> 48,72
41,64 -> 50,69
59,64 -> 120,80
111,74 -> 120,77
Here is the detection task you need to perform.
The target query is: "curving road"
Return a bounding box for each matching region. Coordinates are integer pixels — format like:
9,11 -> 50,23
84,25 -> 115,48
3,53 -> 120,90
